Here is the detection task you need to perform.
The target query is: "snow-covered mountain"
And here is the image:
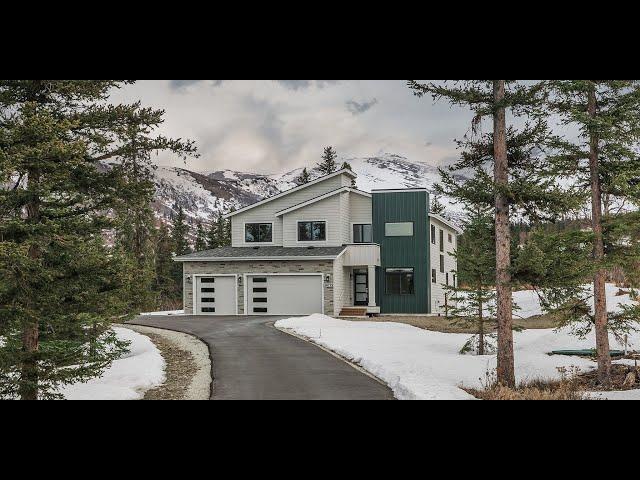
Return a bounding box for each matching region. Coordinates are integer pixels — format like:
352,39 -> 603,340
147,153 -> 467,227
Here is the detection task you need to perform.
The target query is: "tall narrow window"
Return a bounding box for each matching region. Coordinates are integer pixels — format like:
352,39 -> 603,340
439,229 -> 444,252
440,255 -> 445,273
446,272 -> 449,286
431,269 -> 437,284
448,233 -> 452,243
431,225 -> 436,245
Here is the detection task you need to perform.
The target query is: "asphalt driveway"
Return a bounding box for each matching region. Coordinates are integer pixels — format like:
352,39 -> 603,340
129,315 -> 393,400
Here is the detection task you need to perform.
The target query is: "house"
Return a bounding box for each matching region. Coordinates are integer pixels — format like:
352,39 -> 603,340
174,168 -> 461,317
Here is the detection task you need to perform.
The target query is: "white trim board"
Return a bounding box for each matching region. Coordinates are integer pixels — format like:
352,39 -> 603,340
223,169 -> 357,219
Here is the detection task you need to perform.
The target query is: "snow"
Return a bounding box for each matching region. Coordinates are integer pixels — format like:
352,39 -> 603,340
139,309 -> 185,316
59,327 -> 165,400
275,314 -> 640,400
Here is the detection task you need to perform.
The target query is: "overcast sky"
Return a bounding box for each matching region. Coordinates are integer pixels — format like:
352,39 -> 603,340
111,80 -> 483,175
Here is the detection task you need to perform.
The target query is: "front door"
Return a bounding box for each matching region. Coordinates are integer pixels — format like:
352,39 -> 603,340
354,269 -> 369,306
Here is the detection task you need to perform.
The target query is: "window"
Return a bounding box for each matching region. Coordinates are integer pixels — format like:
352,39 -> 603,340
353,224 -> 373,243
253,277 -> 267,283
439,229 -> 444,252
253,298 -> 267,303
253,307 -> 267,313
201,288 -> 215,293
202,307 -> 216,313
448,233 -> 452,243
253,287 -> 267,293
385,268 -> 414,295
298,221 -> 326,242
201,278 -> 215,283
453,274 -> 457,288
245,223 -> 273,243
431,269 -> 437,284
385,222 -> 414,237
446,272 -> 449,286
201,298 -> 215,303
431,225 -> 436,244
440,255 -> 445,273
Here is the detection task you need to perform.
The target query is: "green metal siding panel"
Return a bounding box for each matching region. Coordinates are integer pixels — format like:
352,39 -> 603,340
373,191 -> 431,314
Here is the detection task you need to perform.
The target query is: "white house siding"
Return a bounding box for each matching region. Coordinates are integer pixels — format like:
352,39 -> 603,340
349,193 -> 373,228
339,191 -> 351,244
231,174 -> 346,247
429,217 -> 458,315
282,194 -> 342,247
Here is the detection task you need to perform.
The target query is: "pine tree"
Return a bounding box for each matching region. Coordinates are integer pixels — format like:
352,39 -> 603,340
445,204 -> 497,355
172,206 -> 191,256
410,80 -> 577,387
194,222 -> 207,252
544,80 -> 640,386
153,222 -> 178,308
316,146 -> 338,176
216,212 -> 227,247
0,80 -> 196,399
294,167 -> 311,185
430,196 -> 446,215
206,215 -> 219,249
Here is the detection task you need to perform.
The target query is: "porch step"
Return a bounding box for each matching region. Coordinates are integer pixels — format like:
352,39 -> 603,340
339,307 -> 368,317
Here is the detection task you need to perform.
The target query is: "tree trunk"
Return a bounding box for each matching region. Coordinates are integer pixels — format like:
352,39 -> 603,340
587,83 -> 612,386
20,169 -> 41,400
493,80 -> 515,388
478,287 -> 485,356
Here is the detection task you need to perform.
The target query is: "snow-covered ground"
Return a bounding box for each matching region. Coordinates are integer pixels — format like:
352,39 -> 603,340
59,327 -> 165,400
275,315 -> 640,400
139,309 -> 185,316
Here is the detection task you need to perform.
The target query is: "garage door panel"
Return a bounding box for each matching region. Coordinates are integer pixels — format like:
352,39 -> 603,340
196,276 -> 236,315
248,275 -> 322,315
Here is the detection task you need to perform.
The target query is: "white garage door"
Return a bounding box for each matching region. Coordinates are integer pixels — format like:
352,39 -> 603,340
247,275 -> 323,315
195,276 -> 236,315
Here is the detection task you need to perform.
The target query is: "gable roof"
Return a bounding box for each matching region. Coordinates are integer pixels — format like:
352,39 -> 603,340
274,187 -> 371,217
174,245 -> 347,262
223,168 -> 357,219
430,213 -> 463,234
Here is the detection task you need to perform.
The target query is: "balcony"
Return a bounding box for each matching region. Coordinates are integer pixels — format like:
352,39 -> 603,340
342,243 -> 381,267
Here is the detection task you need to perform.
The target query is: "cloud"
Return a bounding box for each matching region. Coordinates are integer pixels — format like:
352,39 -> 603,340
169,80 -> 224,91
276,80 -> 340,91
346,98 -> 378,115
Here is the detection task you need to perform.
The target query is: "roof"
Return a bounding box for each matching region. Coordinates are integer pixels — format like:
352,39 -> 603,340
430,213 -> 463,234
275,187 -> 371,217
174,245 -> 347,262
223,168 -> 357,219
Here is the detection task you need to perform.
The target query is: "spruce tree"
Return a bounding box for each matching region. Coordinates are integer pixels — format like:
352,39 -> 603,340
0,80 -> 196,399
172,206 -> 191,256
216,212 -> 227,247
206,216 -> 219,249
430,196 -> 446,215
341,161 -> 356,186
544,80 -> 640,386
410,80 -> 577,387
294,167 -> 311,185
153,222 -> 178,308
316,146 -> 338,175
194,222 -> 207,252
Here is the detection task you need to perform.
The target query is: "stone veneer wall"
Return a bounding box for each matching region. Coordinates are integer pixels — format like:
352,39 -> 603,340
182,260 -> 335,315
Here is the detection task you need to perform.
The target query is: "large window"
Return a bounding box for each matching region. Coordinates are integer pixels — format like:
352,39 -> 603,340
245,223 -> 273,243
385,222 -> 414,237
385,268 -> 414,295
298,221 -> 326,242
353,224 -> 372,243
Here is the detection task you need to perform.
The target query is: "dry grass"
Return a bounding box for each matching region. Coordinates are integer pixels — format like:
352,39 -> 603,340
465,368 -> 587,400
347,312 -> 561,333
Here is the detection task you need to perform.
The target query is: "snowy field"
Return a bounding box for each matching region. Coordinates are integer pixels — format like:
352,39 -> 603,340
276,315 -> 640,400
59,327 -> 165,400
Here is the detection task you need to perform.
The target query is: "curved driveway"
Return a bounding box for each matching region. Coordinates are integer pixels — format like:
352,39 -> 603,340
129,315 -> 393,400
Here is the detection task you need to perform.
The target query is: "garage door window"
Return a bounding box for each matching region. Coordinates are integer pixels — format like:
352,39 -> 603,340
298,221 -> 326,241
253,287 -> 267,293
245,223 -> 273,243
201,278 -> 215,283
202,307 -> 216,313
254,307 -> 268,313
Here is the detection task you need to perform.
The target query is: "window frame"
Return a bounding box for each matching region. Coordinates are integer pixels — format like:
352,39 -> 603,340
297,220 -> 328,243
440,254 -> 445,273
352,223 -> 373,244
384,268 -> 415,295
243,222 -> 274,245
431,224 -> 436,245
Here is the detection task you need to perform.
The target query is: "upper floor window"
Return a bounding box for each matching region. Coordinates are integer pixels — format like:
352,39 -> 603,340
353,224 -> 372,243
448,233 -> 453,243
431,269 -> 437,284
431,225 -> 436,244
385,222 -> 414,237
298,221 -> 326,242
440,254 -> 445,273
245,223 -> 273,243
439,229 -> 444,252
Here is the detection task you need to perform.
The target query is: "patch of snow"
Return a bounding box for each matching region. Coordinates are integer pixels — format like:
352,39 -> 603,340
60,327 -> 165,400
275,314 -> 640,400
139,309 -> 185,316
